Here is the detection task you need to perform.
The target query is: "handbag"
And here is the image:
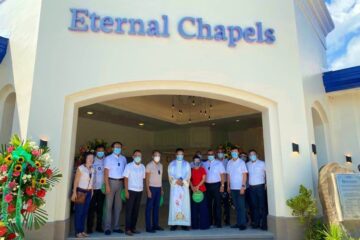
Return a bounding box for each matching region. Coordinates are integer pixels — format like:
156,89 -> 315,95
73,167 -> 92,204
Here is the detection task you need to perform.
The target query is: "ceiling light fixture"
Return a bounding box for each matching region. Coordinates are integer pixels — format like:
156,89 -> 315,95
86,111 -> 94,115
138,122 -> 144,126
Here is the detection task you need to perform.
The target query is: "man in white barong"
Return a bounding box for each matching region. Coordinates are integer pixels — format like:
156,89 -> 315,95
168,148 -> 191,231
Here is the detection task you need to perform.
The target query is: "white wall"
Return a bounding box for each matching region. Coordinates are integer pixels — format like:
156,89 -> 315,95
228,127 -> 265,158
2,0 -> 331,223
327,91 -> 360,171
0,0 -> 41,137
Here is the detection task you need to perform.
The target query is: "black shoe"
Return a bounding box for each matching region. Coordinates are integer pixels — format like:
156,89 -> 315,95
170,226 -> 177,231
231,224 -> 239,228
87,230 -> 93,234
125,230 -> 133,236
181,226 -> 189,231
239,225 -> 247,231
104,230 -> 111,235
154,226 -> 164,231
261,225 -> 268,231
224,222 -> 231,226
251,224 -> 259,229
96,228 -> 104,233
146,229 -> 156,233
216,225 -> 222,228
131,229 -> 141,234
113,229 -> 124,233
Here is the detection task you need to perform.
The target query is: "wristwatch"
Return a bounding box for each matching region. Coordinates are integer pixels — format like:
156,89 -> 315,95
241,184 -> 246,189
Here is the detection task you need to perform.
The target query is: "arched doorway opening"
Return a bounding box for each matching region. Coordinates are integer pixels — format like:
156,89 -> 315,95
0,85 -> 16,145
55,81 -> 285,238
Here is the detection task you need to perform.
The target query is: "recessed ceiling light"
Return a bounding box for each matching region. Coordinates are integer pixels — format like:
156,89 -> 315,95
87,111 -> 94,115
236,119 -> 240,122
138,122 -> 144,126
212,122 -> 216,126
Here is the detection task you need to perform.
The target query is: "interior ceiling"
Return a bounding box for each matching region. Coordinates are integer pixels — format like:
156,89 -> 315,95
79,95 -> 262,131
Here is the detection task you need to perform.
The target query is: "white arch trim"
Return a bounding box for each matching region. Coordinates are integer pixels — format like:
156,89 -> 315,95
55,80 -> 287,222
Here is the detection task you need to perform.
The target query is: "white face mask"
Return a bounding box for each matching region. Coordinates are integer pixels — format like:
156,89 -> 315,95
153,156 -> 160,163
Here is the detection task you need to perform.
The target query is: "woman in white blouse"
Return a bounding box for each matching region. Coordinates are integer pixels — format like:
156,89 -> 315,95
71,152 -> 95,238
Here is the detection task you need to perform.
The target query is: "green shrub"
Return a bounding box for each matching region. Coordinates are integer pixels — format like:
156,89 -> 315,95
286,185 -> 319,240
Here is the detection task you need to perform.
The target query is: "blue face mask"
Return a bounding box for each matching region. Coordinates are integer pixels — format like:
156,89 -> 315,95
217,153 -> 224,159
208,155 -> 215,161
96,151 -> 105,158
250,155 -> 257,161
194,161 -> 201,167
134,156 -> 142,163
231,152 -> 239,159
176,155 -> 184,161
113,147 -> 121,155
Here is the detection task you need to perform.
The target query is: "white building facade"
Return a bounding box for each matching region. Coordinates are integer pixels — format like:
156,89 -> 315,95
1,1 -> 359,239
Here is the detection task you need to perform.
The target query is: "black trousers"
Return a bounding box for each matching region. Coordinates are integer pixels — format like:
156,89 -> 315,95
125,190 -> 142,231
205,182 -> 222,227
249,184 -> 267,228
221,184 -> 230,225
87,189 -> 105,231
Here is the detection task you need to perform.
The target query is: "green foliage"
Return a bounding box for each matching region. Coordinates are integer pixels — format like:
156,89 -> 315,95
286,185 -> 317,225
320,224 -> 359,240
286,185 -> 318,240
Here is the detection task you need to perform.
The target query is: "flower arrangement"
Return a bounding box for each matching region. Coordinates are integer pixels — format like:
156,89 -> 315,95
0,135 -> 62,239
218,142 -> 242,159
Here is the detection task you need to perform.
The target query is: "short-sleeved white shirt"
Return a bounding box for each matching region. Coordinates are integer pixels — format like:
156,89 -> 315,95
104,153 -> 127,179
226,158 -> 248,190
123,161 -> 146,192
246,160 -> 266,186
203,160 -> 226,183
93,157 -> 105,189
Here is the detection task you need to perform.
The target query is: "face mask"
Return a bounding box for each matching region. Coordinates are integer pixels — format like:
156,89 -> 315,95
217,153 -> 224,159
231,152 -> 239,159
134,156 -> 142,163
250,155 -> 257,161
153,156 -> 160,163
96,151 -> 105,158
241,156 -> 247,161
194,161 -> 201,167
208,155 -> 215,161
176,155 -> 184,161
113,147 -> 121,155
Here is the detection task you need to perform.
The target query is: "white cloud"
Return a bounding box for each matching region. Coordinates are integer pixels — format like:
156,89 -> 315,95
331,35 -> 360,70
326,0 -> 360,70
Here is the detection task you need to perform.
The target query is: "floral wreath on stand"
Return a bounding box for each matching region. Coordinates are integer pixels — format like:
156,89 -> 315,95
0,135 -> 62,239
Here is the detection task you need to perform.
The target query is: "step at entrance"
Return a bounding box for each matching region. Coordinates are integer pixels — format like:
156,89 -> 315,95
67,228 -> 274,240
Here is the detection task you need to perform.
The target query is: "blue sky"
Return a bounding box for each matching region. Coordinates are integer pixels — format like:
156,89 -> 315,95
325,0 -> 360,70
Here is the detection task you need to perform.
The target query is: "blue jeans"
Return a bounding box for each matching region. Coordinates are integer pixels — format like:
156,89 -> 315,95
145,187 -> 161,231
231,190 -> 246,226
74,188 -> 92,234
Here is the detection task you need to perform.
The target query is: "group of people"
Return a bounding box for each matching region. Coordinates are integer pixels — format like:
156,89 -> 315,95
71,142 -> 267,238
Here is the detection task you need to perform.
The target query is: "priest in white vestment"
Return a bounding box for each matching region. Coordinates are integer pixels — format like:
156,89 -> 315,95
168,148 -> 191,229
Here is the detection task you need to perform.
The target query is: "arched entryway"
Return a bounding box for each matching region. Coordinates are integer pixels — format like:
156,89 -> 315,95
55,80 -> 285,238
0,84 -> 16,145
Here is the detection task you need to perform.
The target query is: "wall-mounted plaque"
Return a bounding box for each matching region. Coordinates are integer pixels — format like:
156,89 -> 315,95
336,174 -> 360,220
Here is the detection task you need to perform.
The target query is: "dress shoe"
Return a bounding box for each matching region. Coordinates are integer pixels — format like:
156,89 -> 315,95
251,224 -> 259,229
239,225 -> 247,231
131,229 -> 141,234
154,226 -> 164,231
125,230 -> 133,236
96,228 -> 103,233
231,224 -> 239,228
170,226 -> 177,231
146,229 -> 156,233
113,229 -> 124,233
181,226 -> 189,231
104,230 -> 111,235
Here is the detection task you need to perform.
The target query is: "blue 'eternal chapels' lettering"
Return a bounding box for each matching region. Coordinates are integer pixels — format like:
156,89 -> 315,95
68,8 -> 276,48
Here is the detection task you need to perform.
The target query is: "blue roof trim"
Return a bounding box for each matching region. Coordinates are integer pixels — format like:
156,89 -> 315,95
0,36 -> 9,64
323,66 -> 360,93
